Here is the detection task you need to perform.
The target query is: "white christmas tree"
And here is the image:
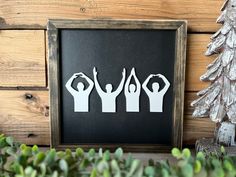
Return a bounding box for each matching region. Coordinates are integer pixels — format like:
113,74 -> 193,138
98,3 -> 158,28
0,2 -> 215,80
191,0 -> 236,146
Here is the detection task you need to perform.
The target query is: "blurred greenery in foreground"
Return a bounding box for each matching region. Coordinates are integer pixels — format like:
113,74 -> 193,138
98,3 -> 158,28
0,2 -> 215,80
0,134 -> 236,177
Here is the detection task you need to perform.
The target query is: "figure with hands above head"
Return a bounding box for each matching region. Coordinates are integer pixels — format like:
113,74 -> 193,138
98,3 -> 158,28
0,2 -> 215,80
124,68 -> 141,112
93,67 -> 126,113
65,72 -> 94,112
142,74 -> 170,112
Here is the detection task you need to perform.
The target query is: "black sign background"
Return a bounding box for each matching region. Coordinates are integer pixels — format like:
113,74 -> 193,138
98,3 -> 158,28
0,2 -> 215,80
59,29 -> 176,145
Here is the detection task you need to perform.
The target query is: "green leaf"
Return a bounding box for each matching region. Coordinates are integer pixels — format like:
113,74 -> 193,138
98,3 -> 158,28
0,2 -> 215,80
24,166 -> 37,177
52,171 -> 59,177
99,148 -> 103,158
65,149 -> 72,156
144,166 -> 155,176
79,159 -> 90,170
171,148 -> 181,159
177,159 -> 187,167
57,151 -> 65,158
196,152 -> 205,162
125,153 -> 133,168
6,147 -> 16,156
161,168 -> 169,177
10,163 -> 23,174
32,145 -> 39,155
127,159 -> 141,176
103,169 -> 111,177
39,163 -> 46,176
76,148 -> 84,158
20,144 -> 27,151
211,167 -> 225,177
33,152 -> 45,166
181,164 -> 193,177
223,160 -> 233,171
31,170 -> 37,177
17,154 -> 28,167
221,146 -> 226,154
135,166 -> 144,177
6,137 -> 14,146
194,160 -> 201,173
97,160 -> 109,173
114,148 -> 123,160
194,169 -> 207,177
182,148 -> 191,159
25,166 -> 34,175
59,159 -> 68,175
22,146 -> 32,156
90,168 -> 97,177
88,148 -> 96,158
211,159 -> 221,168
0,137 -> 7,148
44,149 -> 56,165
103,150 -> 110,161
111,159 -> 120,173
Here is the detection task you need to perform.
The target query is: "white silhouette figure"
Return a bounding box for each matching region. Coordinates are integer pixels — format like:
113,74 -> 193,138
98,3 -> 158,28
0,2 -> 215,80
65,73 -> 94,112
93,67 -> 126,113
142,74 -> 170,112
124,68 -> 141,112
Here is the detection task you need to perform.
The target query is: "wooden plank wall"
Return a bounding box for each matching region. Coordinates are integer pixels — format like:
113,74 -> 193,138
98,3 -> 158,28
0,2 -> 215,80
0,0 -> 223,146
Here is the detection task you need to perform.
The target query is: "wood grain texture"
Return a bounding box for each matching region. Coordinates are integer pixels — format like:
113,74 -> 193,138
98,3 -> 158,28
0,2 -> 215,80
47,21 -> 60,148
0,90 -> 49,145
184,92 -> 215,144
0,0 -> 222,32
184,116 -> 215,145
0,32 -> 213,90
0,30 -> 46,87
186,34 -> 215,91
185,92 -> 197,115
0,90 -> 214,145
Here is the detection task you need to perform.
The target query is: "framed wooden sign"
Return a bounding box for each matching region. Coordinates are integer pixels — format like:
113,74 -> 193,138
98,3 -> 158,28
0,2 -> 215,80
48,19 -> 187,152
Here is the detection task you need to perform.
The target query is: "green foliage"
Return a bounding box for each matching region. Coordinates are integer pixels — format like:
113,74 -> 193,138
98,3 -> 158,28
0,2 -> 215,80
1,134 -> 236,177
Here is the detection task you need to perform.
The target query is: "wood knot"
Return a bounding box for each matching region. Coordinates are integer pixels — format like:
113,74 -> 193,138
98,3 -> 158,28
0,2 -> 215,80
23,92 -> 49,117
24,93 -> 37,102
44,106 -> 49,117
25,93 -> 34,100
28,133 -> 37,138
0,17 -> 6,25
80,7 -> 86,13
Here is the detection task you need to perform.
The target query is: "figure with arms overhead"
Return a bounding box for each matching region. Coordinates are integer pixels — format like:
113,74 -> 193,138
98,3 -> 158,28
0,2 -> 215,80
142,74 -> 170,112
93,67 -> 126,113
124,68 -> 141,112
65,72 -> 94,112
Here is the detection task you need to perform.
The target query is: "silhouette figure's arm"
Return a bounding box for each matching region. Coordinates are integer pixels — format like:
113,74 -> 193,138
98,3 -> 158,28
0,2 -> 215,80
81,73 -> 94,93
114,68 -> 126,96
132,68 -> 141,93
158,74 -> 170,95
124,70 -> 132,95
142,75 -> 154,95
93,67 -> 105,96
65,74 -> 78,96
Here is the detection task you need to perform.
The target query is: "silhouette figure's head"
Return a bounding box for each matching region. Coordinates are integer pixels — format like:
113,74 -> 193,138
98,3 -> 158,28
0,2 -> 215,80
129,84 -> 136,93
152,82 -> 160,92
105,84 -> 113,93
77,82 -> 85,92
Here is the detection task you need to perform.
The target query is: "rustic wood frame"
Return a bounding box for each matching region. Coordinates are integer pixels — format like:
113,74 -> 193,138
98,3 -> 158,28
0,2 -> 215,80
47,19 -> 187,152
